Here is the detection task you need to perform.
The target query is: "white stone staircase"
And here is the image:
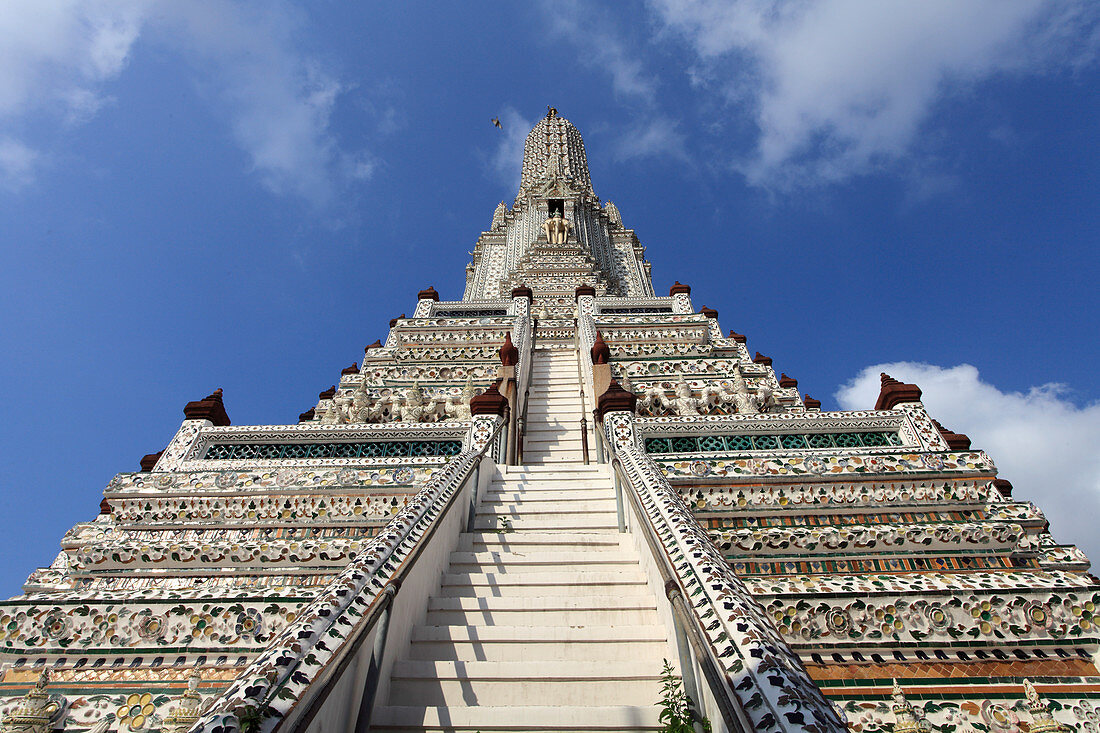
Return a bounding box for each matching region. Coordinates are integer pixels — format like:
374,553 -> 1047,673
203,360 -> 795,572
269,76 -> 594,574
521,346 -> 588,464
371,349 -> 670,732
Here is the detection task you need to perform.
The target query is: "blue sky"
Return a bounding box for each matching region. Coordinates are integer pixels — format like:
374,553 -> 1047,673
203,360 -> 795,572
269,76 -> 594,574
1,0 -> 1098,594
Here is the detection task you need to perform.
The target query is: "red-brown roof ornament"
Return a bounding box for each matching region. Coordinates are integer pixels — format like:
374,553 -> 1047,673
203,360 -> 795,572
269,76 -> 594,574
779,373 -> 798,388
933,419 -> 972,450
365,340 -> 382,351
596,378 -> 638,419
753,352 -> 772,366
700,306 -> 718,319
669,281 -> 691,296
803,394 -> 822,410
511,285 -> 533,301
298,407 -> 316,423
591,331 -> 610,364
389,314 -> 405,328
499,333 -> 519,366
575,284 -> 597,300
993,478 -> 1013,498
418,286 -> 439,301
183,388 -> 231,426
319,386 -> 336,400
341,363 -> 360,375
469,379 -> 508,416
875,372 -> 922,410
728,331 -> 747,343
139,450 -> 163,472
99,498 -> 113,515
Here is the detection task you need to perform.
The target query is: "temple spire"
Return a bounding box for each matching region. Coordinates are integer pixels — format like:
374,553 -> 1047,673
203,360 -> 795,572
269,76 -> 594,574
517,110 -> 594,202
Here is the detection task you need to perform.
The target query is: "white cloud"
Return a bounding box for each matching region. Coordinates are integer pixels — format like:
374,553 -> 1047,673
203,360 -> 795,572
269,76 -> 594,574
649,0 -> 1100,187
614,116 -> 687,162
836,362 -> 1100,565
0,0 -> 146,119
0,137 -> 39,190
540,0 -> 656,104
152,2 -> 365,204
0,0 -> 370,202
536,0 -> 692,164
490,106 -> 534,193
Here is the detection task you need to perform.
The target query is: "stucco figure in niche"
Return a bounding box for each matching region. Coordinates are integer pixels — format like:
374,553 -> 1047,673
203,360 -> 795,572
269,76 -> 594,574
542,211 -> 571,244
161,673 -> 207,733
397,383 -> 439,423
351,382 -> 391,423
0,671 -> 64,733
637,368 -> 777,416
315,379 -> 480,425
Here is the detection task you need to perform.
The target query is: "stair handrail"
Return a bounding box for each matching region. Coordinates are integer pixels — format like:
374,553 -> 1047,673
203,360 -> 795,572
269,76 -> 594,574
187,414 -> 507,733
516,310 -> 534,465
573,304 -> 599,464
596,412 -> 847,733
506,302 -> 532,465
574,298 -> 598,401
593,422 -> 740,729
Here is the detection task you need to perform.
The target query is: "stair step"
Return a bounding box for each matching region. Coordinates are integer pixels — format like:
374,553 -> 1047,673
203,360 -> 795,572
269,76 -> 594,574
483,490 -> 615,503
439,572 -> 647,597
408,625 -> 668,662
522,433 -> 583,441
370,705 -> 663,732
524,423 -> 583,430
425,595 -> 660,626
478,503 -> 616,517
519,453 -> 586,463
472,517 -> 614,531
441,569 -> 645,583
523,439 -> 583,448
387,661 -> 664,706
411,624 -> 666,643
459,532 -> 624,550
488,480 -> 611,491
448,550 -> 636,570
500,464 -> 608,473
475,513 -> 619,525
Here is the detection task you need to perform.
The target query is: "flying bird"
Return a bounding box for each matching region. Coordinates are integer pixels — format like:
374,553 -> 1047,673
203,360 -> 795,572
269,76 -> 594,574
491,117 -> 502,129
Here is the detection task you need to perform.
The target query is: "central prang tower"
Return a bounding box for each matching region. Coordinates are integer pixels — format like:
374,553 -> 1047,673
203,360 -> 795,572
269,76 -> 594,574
464,108 -> 654,308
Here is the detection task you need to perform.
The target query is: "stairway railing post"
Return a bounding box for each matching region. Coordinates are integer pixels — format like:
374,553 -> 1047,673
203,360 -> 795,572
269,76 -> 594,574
465,462 -> 482,534
352,581 -> 399,733
504,402 -> 516,465
667,582 -> 707,733
580,413 -> 589,464
612,459 -> 626,533
593,410 -> 605,464
501,404 -> 511,465
464,460 -> 481,528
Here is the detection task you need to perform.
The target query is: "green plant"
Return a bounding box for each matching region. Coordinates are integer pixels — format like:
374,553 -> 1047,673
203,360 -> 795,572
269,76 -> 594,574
495,516 -> 513,534
658,659 -> 711,733
236,704 -> 267,733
